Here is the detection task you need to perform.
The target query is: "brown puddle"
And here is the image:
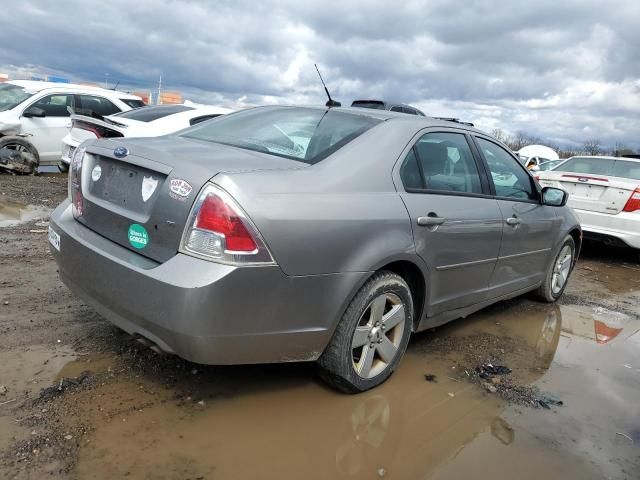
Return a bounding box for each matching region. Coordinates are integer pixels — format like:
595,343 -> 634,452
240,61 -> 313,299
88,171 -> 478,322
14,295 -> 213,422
0,200 -> 52,228
65,298 -> 639,480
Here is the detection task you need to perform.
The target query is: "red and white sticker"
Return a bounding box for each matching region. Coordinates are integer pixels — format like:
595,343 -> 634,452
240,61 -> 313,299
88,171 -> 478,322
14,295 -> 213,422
169,179 -> 193,200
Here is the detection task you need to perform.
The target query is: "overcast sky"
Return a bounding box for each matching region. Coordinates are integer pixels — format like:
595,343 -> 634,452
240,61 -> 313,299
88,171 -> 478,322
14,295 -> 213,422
2,0 -> 639,149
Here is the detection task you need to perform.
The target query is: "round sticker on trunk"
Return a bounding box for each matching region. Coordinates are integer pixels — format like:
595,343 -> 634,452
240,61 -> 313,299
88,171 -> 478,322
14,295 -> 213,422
128,224 -> 149,249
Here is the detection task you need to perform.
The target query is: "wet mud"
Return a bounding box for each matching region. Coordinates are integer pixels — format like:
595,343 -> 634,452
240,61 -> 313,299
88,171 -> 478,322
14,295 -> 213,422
1,175 -> 639,479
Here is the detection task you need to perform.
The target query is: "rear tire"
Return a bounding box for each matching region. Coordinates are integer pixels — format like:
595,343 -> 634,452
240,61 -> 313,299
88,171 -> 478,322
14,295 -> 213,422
318,271 -> 413,393
534,235 -> 575,302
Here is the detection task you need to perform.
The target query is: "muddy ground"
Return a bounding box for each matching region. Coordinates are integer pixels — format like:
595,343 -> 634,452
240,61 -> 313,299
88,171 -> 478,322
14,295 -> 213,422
1,174 -> 639,480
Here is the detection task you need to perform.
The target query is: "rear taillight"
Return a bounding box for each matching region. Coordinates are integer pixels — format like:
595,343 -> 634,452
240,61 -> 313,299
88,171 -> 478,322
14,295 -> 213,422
68,146 -> 86,216
72,119 -> 123,139
622,188 -> 640,212
180,184 -> 274,265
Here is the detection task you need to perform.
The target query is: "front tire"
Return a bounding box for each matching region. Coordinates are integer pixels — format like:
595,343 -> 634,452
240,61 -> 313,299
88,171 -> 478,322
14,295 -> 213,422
535,235 -> 575,302
318,271 -> 413,393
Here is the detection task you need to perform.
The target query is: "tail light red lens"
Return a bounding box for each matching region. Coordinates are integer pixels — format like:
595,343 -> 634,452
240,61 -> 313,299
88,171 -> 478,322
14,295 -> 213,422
181,184 -> 274,265
195,194 -> 257,252
68,145 -> 86,213
622,188 -> 640,212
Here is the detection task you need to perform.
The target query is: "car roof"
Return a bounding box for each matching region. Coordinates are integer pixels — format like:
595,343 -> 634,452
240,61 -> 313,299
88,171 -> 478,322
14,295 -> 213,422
7,80 -> 141,99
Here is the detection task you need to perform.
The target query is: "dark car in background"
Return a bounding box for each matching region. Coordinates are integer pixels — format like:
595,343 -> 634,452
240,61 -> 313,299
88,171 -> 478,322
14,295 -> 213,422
351,99 -> 425,116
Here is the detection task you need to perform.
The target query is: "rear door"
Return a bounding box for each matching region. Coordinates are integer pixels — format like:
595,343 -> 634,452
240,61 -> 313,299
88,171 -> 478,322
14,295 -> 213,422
473,136 -> 555,295
537,157 -> 639,214
396,130 -> 503,315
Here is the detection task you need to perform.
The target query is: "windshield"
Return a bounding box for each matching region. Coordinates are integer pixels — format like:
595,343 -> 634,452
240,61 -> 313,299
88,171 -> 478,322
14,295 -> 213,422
0,84 -> 34,112
181,107 -> 381,164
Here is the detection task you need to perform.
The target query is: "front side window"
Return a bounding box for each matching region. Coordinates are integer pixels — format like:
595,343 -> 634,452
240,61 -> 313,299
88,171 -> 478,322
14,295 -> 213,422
75,95 -> 121,118
477,137 -> 536,200
181,107 -> 381,164
31,94 -> 73,117
0,84 -> 33,112
400,132 -> 482,194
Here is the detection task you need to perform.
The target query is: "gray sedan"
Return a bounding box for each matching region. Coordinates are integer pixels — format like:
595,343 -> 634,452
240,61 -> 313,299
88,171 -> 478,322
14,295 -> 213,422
49,106 -> 581,392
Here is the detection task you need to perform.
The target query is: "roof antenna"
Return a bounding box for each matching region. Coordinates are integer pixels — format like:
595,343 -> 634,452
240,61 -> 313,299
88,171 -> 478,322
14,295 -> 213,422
314,64 -> 341,107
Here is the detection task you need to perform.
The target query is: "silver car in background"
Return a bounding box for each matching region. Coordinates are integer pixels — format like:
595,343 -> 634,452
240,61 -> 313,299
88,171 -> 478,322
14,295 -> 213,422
49,106 -> 581,392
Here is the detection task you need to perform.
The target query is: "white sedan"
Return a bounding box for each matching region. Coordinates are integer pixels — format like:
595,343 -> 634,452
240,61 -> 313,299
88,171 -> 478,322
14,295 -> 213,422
537,156 -> 640,253
59,104 -> 233,171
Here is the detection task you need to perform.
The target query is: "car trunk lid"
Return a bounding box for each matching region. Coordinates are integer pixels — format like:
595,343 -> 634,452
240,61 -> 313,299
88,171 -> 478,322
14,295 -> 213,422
74,136 -> 305,263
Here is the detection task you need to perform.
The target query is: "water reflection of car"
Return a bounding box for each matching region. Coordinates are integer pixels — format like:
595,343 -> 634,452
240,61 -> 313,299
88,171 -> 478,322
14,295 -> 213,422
49,106 -> 581,393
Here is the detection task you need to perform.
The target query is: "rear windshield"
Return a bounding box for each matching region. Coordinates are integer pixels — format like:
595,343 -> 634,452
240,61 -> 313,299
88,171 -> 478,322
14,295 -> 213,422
557,156 -> 640,180
0,84 -> 34,112
120,99 -> 146,109
114,104 -> 193,122
180,107 -> 381,164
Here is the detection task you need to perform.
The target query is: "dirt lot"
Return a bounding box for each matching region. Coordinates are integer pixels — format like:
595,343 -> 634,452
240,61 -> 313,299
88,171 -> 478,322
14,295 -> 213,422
1,174 -> 639,480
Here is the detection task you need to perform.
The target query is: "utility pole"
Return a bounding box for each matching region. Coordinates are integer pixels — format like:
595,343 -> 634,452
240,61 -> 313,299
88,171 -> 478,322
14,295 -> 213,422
157,74 -> 162,105
104,73 -> 109,89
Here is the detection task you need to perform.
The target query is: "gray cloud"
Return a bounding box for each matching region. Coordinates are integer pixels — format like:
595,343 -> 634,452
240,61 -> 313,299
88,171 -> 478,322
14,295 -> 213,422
1,0 -> 639,149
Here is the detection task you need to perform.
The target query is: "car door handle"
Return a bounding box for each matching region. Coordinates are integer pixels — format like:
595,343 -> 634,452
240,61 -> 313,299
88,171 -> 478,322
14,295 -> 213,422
417,215 -> 446,226
505,217 -> 521,226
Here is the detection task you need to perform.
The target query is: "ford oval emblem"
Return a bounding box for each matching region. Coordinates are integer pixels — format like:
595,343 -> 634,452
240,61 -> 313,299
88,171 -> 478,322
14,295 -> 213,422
114,146 -> 129,158
578,177 -> 588,182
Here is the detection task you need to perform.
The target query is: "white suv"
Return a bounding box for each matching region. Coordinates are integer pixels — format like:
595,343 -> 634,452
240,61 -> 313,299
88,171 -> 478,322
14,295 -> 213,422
0,80 -> 143,170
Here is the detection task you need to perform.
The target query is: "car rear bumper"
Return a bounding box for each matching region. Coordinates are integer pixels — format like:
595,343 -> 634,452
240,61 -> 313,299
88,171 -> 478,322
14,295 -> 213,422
573,208 -> 640,249
50,201 -> 366,364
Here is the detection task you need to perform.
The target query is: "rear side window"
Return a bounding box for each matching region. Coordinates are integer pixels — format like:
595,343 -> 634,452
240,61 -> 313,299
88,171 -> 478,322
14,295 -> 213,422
400,132 -> 482,194
390,106 -> 403,112
477,137 -> 536,201
31,94 -> 73,117
75,95 -> 121,118
114,105 -> 194,122
557,157 -> 615,176
181,107 -> 381,164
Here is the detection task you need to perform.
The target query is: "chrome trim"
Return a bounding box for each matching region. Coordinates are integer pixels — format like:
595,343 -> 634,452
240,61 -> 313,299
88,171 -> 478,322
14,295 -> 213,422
436,257 -> 497,271
435,247 -> 552,271
498,248 -> 551,260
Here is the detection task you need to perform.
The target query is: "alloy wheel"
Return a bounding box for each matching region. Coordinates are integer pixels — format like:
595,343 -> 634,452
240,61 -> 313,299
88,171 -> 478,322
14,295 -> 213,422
551,245 -> 573,294
351,292 -> 406,379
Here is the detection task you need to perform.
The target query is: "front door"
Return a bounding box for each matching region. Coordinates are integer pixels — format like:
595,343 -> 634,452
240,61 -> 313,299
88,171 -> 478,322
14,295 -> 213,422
21,93 -> 73,162
397,131 -> 503,316
474,136 -> 555,296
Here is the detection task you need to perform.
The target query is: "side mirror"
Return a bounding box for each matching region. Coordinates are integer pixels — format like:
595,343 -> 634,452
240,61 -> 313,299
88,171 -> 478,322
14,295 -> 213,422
23,107 -> 46,118
541,187 -> 568,207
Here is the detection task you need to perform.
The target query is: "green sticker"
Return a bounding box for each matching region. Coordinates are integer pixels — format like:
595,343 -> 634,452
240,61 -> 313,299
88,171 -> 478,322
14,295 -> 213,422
128,224 -> 149,249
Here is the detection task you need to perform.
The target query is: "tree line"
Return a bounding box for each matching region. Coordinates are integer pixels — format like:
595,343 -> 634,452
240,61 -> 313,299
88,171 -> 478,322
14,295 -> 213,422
490,129 -> 639,158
